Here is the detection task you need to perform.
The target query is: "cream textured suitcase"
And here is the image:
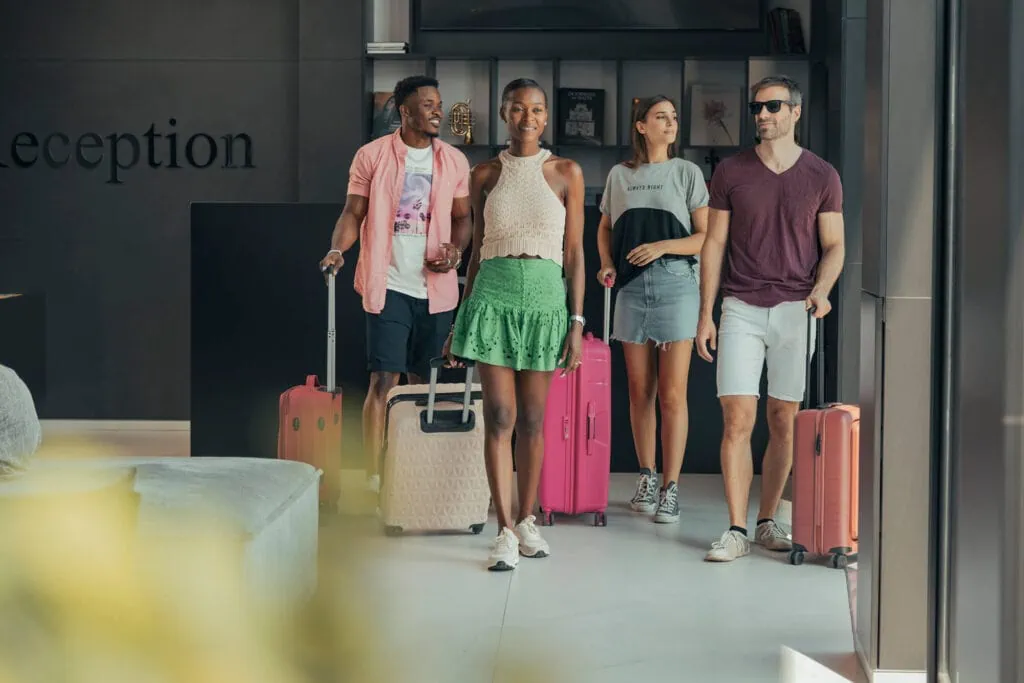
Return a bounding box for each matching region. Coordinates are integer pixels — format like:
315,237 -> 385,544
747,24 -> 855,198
379,359 -> 489,536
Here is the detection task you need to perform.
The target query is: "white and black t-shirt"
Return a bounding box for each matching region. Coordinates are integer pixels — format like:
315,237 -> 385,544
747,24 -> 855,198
599,157 -> 709,288
387,143 -> 434,298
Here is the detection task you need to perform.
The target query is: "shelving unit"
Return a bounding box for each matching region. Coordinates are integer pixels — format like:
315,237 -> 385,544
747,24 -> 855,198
364,2 -> 819,188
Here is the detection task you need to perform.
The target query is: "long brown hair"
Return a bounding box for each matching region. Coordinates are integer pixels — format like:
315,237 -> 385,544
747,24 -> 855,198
624,95 -> 678,169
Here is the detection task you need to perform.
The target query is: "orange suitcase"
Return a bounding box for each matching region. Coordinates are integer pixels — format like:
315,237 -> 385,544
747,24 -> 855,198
276,268 -> 342,508
789,311 -> 859,569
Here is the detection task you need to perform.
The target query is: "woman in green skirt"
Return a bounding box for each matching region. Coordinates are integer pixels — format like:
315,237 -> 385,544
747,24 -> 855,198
443,78 -> 586,571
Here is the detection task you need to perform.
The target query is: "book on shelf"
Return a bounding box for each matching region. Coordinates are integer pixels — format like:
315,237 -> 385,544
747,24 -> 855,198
766,8 -> 806,54
366,41 -> 409,54
556,88 -> 605,146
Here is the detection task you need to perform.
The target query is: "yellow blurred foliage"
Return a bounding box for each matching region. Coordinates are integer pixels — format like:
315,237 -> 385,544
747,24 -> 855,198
0,437 -> 566,683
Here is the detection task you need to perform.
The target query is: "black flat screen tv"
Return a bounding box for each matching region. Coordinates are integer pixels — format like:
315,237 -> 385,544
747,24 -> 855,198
416,0 -> 763,31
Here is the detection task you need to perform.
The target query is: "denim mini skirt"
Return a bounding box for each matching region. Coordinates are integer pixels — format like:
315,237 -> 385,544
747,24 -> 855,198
612,258 -> 700,346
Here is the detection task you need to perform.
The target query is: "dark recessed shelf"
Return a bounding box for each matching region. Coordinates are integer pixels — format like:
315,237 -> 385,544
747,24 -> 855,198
364,53 -> 811,61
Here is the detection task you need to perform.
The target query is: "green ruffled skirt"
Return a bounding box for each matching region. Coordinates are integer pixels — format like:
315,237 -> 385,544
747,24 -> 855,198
451,257 -> 568,371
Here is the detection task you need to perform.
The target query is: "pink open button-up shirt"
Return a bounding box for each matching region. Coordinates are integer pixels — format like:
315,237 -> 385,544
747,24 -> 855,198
347,129 -> 471,315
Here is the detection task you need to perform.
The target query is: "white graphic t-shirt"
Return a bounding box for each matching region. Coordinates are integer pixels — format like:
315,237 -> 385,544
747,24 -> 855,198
387,143 -> 434,298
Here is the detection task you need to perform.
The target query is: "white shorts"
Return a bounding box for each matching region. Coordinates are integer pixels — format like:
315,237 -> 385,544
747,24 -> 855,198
716,296 -> 816,403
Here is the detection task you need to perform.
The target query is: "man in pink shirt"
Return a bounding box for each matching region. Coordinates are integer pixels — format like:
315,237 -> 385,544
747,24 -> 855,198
319,75 -> 472,492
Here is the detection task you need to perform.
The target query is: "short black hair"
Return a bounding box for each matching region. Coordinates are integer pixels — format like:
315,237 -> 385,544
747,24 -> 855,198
393,75 -> 440,109
500,78 -> 547,115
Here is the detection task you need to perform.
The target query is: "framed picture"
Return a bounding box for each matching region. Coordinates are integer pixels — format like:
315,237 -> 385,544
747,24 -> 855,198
556,88 -> 605,146
688,85 -> 742,148
370,92 -> 402,139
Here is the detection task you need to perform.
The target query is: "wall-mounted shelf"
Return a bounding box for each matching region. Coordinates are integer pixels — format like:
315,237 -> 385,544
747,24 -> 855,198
364,54 -> 819,185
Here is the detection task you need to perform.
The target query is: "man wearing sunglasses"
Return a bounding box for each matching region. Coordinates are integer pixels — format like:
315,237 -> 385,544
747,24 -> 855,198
695,75 -> 845,563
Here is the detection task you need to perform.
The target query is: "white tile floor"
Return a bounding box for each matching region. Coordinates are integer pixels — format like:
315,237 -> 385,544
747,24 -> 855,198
37,422 -> 864,682
339,474 -> 865,683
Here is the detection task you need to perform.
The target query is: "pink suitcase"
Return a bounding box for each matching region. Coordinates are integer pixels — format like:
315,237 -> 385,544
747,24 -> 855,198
277,267 -> 341,507
789,310 -> 860,569
538,282 -> 613,527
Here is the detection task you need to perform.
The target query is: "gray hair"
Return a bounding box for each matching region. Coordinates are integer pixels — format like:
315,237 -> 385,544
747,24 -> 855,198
750,75 -> 803,107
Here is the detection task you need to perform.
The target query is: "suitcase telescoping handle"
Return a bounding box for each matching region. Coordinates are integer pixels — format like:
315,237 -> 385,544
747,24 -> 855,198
803,306 -> 823,410
320,264 -> 338,393
426,357 -> 475,426
602,275 -> 612,344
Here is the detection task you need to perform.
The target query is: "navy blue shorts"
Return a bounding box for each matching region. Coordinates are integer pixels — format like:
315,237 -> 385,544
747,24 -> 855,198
365,289 -> 454,380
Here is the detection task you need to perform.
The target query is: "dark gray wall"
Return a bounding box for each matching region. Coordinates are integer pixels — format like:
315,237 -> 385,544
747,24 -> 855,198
0,0 -> 364,419
948,0 -> 1024,680
859,0 -> 939,674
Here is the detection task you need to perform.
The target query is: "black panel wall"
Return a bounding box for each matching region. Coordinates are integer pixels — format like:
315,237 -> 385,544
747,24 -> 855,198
2,0 -> 839,477
190,202 -> 771,473
0,0 -> 366,419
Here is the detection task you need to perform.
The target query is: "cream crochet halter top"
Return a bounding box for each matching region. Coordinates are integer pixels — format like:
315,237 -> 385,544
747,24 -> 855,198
480,148 -> 566,265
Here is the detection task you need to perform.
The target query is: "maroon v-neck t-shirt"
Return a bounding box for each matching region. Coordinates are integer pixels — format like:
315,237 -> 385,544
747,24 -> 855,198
708,148 -> 843,308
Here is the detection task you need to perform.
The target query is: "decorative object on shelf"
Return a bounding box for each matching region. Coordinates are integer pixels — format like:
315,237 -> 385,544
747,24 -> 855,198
370,92 -> 402,139
366,41 -> 409,55
689,85 -> 741,148
767,8 -> 806,54
556,88 -> 604,146
448,100 -> 474,144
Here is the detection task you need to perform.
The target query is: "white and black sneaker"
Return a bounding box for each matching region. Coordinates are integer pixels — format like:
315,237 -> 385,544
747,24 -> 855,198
488,527 -> 520,571
653,481 -> 680,524
630,468 -> 659,513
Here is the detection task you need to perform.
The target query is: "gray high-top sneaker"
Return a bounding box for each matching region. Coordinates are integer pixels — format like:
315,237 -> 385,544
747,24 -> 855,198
629,468 -> 658,513
653,481 -> 680,524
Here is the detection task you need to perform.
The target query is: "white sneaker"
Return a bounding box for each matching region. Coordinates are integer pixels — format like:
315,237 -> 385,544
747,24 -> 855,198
704,529 -> 751,562
488,527 -> 520,571
514,515 -> 550,558
754,519 -> 792,551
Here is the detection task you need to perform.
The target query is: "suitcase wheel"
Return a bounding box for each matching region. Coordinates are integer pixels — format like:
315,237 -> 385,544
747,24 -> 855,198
788,549 -> 806,566
541,510 -> 554,527
384,525 -> 403,537
470,523 -> 485,535
829,554 -> 849,570
592,511 -> 607,527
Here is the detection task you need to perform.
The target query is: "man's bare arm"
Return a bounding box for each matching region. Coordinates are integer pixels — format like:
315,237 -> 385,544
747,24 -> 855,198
450,196 -> 472,253
699,207 -> 731,318
812,211 -> 846,298
330,194 -> 368,254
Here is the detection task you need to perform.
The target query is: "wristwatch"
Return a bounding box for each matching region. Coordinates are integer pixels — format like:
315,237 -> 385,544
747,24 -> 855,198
569,314 -> 585,327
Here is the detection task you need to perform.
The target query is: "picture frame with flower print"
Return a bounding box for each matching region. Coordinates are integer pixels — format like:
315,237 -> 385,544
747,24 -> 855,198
688,84 -> 742,148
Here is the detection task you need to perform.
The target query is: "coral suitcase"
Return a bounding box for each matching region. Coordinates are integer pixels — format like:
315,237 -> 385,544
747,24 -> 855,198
538,281 -> 613,527
379,359 -> 490,536
789,310 -> 860,568
277,268 -> 342,508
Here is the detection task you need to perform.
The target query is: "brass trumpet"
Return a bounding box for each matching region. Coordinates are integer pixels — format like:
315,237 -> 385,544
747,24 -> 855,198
449,100 -> 474,145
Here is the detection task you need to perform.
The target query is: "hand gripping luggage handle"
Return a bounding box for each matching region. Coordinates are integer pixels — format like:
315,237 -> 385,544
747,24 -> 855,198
563,275 -> 612,343
322,266 -> 337,393
602,275 -> 612,344
426,357 -> 475,425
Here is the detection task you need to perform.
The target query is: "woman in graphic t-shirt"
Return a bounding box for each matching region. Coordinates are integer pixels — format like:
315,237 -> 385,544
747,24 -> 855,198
596,95 -> 710,525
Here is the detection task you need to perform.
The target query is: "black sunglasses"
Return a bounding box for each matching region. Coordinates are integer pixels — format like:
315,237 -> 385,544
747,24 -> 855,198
748,100 -> 793,115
